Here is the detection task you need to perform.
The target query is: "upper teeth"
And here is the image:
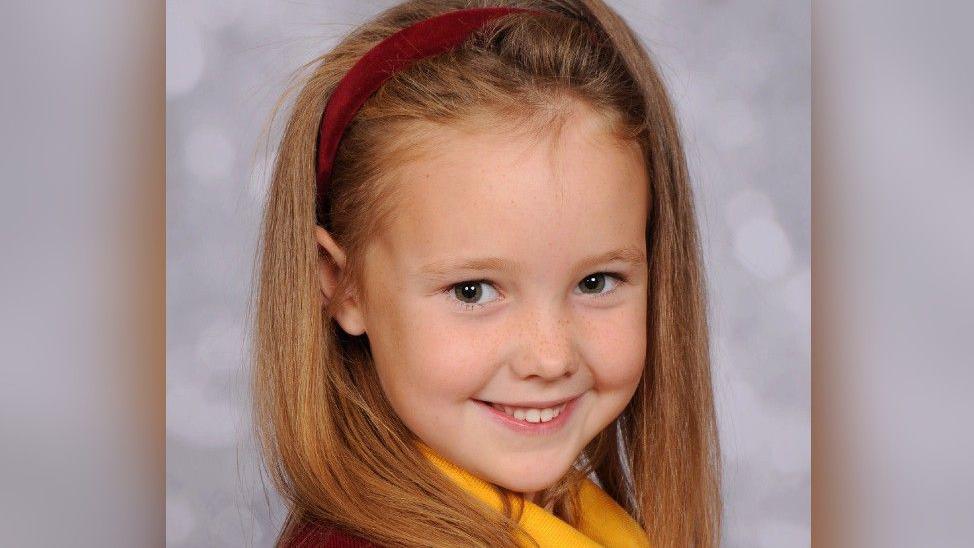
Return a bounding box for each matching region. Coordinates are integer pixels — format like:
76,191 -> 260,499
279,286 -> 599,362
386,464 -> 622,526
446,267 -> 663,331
491,402 -> 567,423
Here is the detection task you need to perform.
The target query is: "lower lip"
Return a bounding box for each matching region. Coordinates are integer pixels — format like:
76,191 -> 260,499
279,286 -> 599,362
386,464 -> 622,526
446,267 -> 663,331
474,395 -> 581,435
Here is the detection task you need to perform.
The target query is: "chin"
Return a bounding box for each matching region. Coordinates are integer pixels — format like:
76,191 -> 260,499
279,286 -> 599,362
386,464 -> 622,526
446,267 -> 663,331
489,457 -> 574,494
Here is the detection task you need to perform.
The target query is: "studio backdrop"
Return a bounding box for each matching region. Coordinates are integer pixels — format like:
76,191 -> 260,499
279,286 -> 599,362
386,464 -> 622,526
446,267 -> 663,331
166,1 -> 809,546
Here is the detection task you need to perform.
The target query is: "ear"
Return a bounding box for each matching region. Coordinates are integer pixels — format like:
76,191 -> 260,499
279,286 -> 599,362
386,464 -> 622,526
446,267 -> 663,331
313,225 -> 367,336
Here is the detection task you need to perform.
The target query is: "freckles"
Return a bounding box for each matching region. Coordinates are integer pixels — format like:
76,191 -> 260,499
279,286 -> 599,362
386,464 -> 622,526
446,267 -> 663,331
584,308 -> 642,348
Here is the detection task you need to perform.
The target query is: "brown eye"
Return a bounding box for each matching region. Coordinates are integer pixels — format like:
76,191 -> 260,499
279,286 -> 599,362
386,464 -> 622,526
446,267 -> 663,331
579,273 -> 606,293
455,282 -> 482,303
576,272 -> 622,296
451,280 -> 499,309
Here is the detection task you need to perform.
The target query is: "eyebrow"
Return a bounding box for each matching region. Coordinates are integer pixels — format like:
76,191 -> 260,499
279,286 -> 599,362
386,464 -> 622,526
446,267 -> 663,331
419,246 -> 647,279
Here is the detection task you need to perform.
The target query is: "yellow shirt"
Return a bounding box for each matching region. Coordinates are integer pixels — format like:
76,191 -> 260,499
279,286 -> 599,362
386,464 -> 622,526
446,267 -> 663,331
417,442 -> 651,547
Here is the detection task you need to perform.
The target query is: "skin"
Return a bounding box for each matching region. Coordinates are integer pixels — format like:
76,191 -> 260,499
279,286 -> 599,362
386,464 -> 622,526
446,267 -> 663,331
315,101 -> 649,504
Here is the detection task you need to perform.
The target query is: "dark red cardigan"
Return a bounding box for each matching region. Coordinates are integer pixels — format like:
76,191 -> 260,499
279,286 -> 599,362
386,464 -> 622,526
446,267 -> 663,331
282,522 -> 380,548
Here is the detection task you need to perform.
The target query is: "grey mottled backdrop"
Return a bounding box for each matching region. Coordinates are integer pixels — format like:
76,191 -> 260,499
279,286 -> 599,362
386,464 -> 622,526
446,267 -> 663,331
166,1 -> 809,546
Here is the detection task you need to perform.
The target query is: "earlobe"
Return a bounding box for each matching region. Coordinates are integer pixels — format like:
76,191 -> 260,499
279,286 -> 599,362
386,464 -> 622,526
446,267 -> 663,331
313,225 -> 367,336
333,293 -> 368,337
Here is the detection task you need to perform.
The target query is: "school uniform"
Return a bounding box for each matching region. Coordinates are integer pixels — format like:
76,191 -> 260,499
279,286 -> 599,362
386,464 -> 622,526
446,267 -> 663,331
283,443 -> 650,547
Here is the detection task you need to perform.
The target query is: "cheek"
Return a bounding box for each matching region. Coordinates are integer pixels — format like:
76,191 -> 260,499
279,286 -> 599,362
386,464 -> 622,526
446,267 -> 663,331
374,305 -> 498,401
584,301 -> 648,389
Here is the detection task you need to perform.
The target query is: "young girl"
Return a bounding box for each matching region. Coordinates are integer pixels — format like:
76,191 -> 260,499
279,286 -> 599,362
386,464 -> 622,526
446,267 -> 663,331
252,1 -> 720,546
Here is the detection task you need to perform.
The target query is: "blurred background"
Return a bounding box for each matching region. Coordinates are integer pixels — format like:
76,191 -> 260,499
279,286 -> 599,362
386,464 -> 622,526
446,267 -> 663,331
4,0 -> 973,547
164,1 -> 809,547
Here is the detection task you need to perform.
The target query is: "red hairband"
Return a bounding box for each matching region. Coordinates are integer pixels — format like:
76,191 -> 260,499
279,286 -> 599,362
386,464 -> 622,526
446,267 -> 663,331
314,7 -> 541,225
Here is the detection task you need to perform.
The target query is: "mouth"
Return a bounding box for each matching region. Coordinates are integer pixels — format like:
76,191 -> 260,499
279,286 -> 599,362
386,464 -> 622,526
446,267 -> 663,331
473,393 -> 583,428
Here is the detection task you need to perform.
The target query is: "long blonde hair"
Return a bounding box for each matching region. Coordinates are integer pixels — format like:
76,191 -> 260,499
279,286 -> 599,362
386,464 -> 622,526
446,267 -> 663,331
251,1 -> 720,546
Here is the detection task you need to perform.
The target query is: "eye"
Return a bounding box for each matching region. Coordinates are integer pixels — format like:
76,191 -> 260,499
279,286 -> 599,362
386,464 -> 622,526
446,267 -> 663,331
574,272 -> 625,298
450,280 -> 501,310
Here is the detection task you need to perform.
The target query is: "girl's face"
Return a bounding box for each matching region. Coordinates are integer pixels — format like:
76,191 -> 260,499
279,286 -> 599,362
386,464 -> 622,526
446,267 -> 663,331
327,102 -> 649,502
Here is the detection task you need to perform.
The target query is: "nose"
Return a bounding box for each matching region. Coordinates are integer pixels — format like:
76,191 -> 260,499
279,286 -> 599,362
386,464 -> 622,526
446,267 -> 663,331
511,302 -> 580,380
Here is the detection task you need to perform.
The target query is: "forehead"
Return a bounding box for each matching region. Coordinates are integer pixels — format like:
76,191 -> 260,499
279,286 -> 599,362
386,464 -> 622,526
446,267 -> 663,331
373,104 -> 649,273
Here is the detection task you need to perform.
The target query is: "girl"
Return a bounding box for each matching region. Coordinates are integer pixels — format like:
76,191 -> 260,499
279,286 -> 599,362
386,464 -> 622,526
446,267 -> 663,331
252,1 -> 720,546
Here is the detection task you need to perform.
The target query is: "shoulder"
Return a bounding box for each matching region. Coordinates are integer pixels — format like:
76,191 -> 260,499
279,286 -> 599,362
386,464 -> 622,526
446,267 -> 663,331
282,522 -> 381,548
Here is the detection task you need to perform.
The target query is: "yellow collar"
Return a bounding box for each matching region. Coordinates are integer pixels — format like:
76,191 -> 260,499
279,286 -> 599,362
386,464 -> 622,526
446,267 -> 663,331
417,443 -> 651,547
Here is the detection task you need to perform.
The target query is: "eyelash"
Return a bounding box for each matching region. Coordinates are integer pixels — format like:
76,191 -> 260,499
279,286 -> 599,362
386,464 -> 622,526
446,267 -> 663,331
446,272 -> 629,312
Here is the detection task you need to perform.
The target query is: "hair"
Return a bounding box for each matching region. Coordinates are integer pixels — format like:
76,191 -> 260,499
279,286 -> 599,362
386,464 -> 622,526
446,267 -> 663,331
251,1 -> 720,546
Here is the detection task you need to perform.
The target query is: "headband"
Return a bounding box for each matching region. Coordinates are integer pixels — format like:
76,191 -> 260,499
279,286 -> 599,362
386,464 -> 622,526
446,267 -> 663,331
314,7 -> 540,226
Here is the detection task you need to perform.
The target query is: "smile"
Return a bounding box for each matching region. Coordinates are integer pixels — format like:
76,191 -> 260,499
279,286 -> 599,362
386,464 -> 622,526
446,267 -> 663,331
487,401 -> 567,423
473,394 -> 582,434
